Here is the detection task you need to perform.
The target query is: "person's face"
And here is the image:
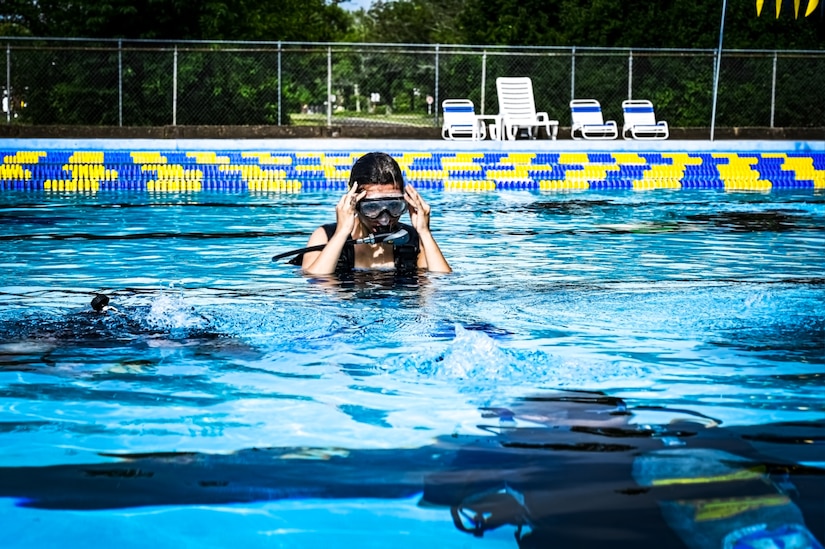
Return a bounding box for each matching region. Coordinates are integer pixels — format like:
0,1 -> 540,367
356,183 -> 406,233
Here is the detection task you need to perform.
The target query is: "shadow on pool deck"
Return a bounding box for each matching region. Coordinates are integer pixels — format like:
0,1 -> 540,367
0,124 -> 823,141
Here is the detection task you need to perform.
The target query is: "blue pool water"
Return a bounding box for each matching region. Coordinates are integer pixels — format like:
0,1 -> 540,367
0,142 -> 824,549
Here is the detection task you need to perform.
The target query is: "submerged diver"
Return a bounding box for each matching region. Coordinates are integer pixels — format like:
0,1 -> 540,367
298,152 -> 451,275
0,391 -> 822,548
0,293 -> 217,353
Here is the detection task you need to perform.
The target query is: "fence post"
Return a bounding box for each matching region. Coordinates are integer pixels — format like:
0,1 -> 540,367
118,39 -> 123,127
627,50 -> 633,100
570,46 -> 576,101
434,44 -> 440,126
710,0 -> 728,141
172,45 -> 178,126
277,41 -> 282,126
770,51 -> 777,128
480,50 -> 487,115
327,47 -> 332,126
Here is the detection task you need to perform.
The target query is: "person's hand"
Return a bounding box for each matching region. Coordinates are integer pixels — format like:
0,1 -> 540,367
335,184 -> 366,235
405,185 -> 432,234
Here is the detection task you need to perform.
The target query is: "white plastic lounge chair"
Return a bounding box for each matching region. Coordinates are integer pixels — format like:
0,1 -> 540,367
441,99 -> 486,141
569,99 -> 618,140
621,99 -> 669,140
495,77 -> 559,140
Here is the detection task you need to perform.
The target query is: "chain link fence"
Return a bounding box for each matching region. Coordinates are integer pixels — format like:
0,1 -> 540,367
2,38 -> 823,130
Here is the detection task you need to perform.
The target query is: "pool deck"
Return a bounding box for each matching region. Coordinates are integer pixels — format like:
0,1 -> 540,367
2,137 -> 824,153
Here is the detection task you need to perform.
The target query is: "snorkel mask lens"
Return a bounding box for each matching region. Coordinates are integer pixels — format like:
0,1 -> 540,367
357,198 -> 408,219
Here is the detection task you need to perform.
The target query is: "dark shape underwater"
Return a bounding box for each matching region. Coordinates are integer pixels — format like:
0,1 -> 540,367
0,391 -> 823,549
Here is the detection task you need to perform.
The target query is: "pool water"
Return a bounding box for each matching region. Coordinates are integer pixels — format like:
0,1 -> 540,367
0,179 -> 824,548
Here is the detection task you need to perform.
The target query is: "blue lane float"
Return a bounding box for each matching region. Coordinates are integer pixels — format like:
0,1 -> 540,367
0,147 -> 823,193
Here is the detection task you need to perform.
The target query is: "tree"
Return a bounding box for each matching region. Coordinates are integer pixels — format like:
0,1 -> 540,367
459,0 -> 566,46
2,0 -> 352,41
458,0 -> 823,49
344,0 -> 467,44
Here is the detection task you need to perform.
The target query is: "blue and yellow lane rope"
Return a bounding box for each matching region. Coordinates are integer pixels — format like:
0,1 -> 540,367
1,150 -> 823,193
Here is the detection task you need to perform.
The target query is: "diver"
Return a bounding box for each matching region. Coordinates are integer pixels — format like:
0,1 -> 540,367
0,292 -> 215,351
90,293 -> 119,314
286,152 -> 451,275
0,390 -> 821,549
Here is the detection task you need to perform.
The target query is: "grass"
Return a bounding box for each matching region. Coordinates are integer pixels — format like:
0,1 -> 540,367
290,111 -> 438,127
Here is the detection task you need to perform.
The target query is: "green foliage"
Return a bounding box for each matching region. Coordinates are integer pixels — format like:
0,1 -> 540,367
459,0 -> 566,46
2,0 -> 822,128
458,0 -> 823,49
2,0 -> 352,41
3,0 -> 823,47
357,0 -> 467,43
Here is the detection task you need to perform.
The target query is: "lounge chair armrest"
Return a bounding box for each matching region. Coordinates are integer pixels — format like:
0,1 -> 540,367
535,112 -> 560,139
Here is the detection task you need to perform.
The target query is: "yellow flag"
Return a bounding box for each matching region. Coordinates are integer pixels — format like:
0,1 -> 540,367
757,0 -> 819,17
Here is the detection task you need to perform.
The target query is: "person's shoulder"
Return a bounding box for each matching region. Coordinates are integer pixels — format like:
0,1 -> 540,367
320,223 -> 337,239
306,223 -> 335,246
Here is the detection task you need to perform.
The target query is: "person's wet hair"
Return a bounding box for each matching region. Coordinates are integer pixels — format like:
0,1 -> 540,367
349,152 -> 405,191
91,294 -> 110,312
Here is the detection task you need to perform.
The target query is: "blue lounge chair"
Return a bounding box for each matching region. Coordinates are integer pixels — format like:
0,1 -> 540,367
622,100 -> 669,140
441,99 -> 487,141
570,99 -> 618,140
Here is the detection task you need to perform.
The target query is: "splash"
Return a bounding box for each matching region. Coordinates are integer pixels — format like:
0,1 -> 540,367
140,292 -> 210,333
392,324 -> 648,390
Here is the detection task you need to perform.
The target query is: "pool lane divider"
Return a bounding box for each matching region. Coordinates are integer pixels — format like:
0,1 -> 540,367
1,150 -> 823,192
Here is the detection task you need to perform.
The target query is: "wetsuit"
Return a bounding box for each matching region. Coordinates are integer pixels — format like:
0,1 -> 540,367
290,222 -> 421,274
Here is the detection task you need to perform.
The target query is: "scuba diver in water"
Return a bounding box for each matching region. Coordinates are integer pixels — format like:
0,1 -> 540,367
0,292 -> 230,372
295,151 -> 451,275
0,293 -> 148,344
90,293 -> 117,314
0,390 -> 821,548
83,292 -> 210,338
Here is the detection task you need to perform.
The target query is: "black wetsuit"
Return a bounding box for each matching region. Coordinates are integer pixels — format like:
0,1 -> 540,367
290,223 -> 421,274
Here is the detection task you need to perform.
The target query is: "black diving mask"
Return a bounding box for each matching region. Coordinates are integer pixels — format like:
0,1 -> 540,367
357,197 -> 408,219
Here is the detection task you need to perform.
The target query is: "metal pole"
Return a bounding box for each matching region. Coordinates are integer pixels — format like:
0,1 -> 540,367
172,45 -> 178,126
710,0 -> 727,141
434,45 -> 440,126
327,46 -> 332,126
5,44 -> 10,123
770,51 -> 777,128
628,50 -> 633,100
118,39 -> 123,127
277,41 -> 282,126
570,47 -> 576,101
480,51 -> 487,115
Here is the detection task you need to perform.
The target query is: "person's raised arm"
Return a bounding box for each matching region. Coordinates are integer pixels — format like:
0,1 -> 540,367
405,186 -> 452,273
302,185 -> 365,275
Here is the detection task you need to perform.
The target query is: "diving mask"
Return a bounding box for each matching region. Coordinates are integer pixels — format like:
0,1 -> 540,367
357,197 -> 408,219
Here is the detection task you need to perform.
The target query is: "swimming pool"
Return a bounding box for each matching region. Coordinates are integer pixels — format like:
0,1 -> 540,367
0,140 -> 823,549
